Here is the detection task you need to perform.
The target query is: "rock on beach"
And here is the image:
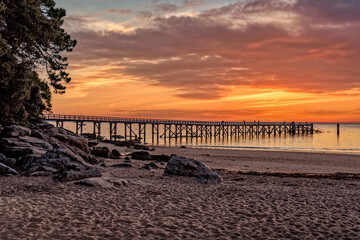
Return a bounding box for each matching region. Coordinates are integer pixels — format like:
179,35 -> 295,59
163,154 -> 222,184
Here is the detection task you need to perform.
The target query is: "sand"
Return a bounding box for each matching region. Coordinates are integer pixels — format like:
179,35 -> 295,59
1,146 -> 359,239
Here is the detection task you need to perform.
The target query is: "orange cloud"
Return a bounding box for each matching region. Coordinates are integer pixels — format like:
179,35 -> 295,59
53,0 -> 360,122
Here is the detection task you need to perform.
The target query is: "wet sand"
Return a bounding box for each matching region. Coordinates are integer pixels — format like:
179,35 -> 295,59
1,146 -> 359,239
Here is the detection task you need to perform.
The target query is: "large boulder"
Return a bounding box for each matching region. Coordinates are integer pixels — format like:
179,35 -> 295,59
1,125 -> 31,137
0,162 -> 19,175
163,155 -> 222,184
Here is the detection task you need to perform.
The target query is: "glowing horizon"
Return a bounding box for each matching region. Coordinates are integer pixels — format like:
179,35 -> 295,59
52,0 -> 360,123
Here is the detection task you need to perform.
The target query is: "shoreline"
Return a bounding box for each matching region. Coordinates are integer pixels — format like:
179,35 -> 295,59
99,143 -> 360,175
150,143 -> 360,156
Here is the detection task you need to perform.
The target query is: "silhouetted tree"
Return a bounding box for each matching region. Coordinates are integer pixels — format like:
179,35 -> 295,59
0,0 -> 76,126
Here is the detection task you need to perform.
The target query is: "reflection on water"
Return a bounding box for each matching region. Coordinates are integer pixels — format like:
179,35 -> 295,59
51,122 -> 360,155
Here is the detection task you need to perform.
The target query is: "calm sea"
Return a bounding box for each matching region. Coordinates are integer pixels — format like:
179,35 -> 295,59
52,122 -> 360,155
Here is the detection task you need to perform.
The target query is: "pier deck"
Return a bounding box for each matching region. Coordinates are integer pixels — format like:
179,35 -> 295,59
43,114 -> 314,142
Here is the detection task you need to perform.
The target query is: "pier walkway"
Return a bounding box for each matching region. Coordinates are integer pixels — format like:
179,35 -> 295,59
43,114 -> 314,141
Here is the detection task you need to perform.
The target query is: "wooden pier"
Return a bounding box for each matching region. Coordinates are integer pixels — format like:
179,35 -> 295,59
43,114 -> 314,142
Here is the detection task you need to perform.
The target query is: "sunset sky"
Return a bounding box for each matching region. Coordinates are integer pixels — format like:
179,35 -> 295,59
53,0 -> 360,122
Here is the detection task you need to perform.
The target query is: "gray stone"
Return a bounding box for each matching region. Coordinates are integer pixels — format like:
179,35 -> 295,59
0,162 -> 19,175
150,154 -> 171,162
131,151 -> 151,160
111,149 -> 121,159
91,147 -> 111,158
163,155 -> 222,184
74,177 -> 130,188
133,144 -> 151,151
140,162 -> 159,170
1,125 -> 31,137
55,168 -> 102,182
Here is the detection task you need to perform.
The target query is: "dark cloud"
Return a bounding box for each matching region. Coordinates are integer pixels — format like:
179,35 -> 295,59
155,3 -> 179,12
105,9 -> 133,15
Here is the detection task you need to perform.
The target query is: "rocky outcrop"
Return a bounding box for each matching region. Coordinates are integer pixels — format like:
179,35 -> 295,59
0,122 -> 102,181
0,122 -> 99,165
163,155 -> 222,184
1,125 -> 31,137
0,136 -> 53,158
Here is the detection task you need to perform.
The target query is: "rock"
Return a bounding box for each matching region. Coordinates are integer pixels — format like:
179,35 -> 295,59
0,162 -> 19,175
16,154 -> 38,170
0,154 -> 5,161
0,157 -> 16,168
111,163 -> 132,168
54,168 -> 102,182
75,178 -> 113,188
109,179 -> 130,187
75,177 -> 130,188
29,171 -> 52,177
131,151 -> 151,160
87,155 -> 100,165
150,154 -> 171,162
31,129 -> 46,140
140,162 -> 159,170
133,144 -> 150,151
163,155 -> 222,184
88,141 -> 98,147
91,147 -> 111,158
111,149 -> 121,159
49,132 -> 89,154
100,163 -> 107,168
1,125 -> 31,137
114,140 -> 137,147
0,136 -> 53,158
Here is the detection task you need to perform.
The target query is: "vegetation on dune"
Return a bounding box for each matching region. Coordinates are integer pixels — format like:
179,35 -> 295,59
0,0 -> 76,126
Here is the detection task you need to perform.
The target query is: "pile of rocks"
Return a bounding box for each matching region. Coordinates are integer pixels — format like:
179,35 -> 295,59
0,123 -> 102,181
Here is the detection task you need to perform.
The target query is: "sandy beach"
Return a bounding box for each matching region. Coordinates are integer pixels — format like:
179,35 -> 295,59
1,145 -> 359,239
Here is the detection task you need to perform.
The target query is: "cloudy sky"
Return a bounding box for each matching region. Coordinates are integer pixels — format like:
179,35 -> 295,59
53,0 -> 360,122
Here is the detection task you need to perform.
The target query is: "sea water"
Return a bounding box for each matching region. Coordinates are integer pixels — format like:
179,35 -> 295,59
51,122 -> 360,155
